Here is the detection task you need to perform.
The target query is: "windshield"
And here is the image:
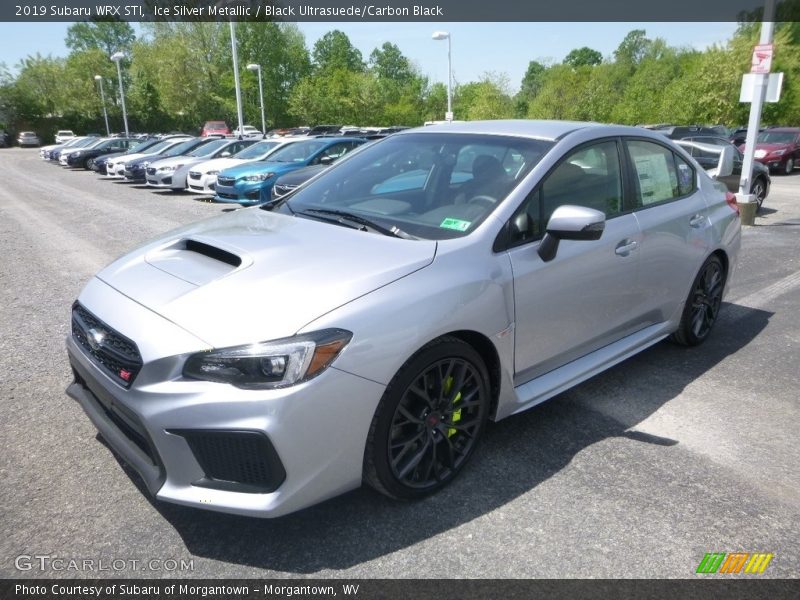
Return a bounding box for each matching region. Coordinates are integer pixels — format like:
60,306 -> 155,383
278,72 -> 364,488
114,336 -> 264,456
234,140 -> 281,159
757,131 -> 796,144
276,132 -> 553,240
161,138 -> 200,157
124,139 -> 158,154
267,140 -> 328,162
188,139 -> 228,157
144,140 -> 177,154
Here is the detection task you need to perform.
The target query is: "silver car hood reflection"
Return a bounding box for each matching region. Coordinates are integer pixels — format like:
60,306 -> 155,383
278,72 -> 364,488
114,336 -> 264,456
96,208 -> 437,348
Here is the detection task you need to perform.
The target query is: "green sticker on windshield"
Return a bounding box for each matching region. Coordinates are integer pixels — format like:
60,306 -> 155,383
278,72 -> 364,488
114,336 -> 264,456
440,218 -> 471,232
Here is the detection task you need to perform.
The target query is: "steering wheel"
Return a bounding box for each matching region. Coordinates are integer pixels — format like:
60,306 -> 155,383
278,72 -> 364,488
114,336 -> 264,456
467,195 -> 498,209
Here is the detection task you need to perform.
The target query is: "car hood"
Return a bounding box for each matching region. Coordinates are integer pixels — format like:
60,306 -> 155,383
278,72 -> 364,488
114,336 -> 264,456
754,143 -> 792,152
192,157 -> 247,174
95,208 -> 437,347
219,160 -> 299,179
149,155 -> 201,170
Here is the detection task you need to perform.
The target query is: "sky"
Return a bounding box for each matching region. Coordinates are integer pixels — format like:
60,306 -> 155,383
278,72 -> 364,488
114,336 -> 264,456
0,21 -> 740,92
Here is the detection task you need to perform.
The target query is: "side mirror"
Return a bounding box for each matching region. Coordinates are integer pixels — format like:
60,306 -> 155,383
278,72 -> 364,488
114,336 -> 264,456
319,155 -> 334,165
538,205 -> 605,262
220,151 -> 231,157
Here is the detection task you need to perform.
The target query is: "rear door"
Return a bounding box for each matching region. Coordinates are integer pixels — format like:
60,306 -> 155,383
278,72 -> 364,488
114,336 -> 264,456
624,138 -> 711,326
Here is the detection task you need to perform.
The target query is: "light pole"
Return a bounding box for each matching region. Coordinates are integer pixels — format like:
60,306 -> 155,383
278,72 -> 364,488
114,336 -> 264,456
94,75 -> 110,136
229,21 -> 245,140
247,63 -> 266,137
432,31 -> 453,121
110,52 -> 129,138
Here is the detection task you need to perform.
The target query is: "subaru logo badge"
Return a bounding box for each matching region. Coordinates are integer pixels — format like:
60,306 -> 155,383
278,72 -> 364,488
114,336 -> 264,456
87,328 -> 106,351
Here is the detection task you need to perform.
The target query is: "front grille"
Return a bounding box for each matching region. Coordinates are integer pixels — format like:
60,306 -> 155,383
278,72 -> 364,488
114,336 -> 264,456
217,176 -> 235,187
188,171 -> 201,179
217,191 -> 238,200
169,430 -> 286,493
146,167 -> 156,175
72,303 -> 143,388
272,184 -> 296,198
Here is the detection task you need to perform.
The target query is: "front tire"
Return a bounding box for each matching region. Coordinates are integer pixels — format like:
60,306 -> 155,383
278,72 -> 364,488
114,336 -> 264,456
670,255 -> 726,346
363,337 -> 490,500
783,158 -> 795,175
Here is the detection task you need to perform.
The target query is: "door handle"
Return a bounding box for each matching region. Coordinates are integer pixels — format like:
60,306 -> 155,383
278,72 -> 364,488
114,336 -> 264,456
689,214 -> 706,228
614,240 -> 638,256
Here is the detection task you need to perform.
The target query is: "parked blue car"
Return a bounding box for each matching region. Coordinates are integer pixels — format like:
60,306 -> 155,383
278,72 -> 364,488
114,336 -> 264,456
214,137 -> 366,205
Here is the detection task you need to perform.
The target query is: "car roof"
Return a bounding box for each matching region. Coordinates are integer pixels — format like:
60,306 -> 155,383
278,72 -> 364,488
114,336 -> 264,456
401,120 -> 618,141
764,127 -> 800,133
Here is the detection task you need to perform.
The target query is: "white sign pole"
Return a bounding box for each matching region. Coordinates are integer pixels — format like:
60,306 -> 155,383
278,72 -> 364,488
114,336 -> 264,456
739,0 -> 777,197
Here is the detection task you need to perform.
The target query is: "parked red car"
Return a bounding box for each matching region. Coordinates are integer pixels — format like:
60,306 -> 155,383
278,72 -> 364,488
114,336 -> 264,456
742,127 -> 800,175
200,121 -> 230,137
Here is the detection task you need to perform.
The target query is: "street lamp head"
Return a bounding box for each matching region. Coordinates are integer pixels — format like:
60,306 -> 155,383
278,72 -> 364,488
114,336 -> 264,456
246,63 -> 260,72
94,75 -> 102,81
432,31 -> 450,40
110,52 -> 125,62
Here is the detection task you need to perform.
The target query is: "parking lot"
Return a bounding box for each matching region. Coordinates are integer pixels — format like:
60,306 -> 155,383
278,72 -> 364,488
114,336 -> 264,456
0,148 -> 798,579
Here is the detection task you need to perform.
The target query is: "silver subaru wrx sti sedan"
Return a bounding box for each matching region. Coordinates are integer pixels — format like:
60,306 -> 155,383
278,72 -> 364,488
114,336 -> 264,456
66,121 -> 740,517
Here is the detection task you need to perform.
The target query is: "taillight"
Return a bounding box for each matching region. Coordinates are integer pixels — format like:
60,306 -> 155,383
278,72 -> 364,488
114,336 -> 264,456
725,191 -> 739,216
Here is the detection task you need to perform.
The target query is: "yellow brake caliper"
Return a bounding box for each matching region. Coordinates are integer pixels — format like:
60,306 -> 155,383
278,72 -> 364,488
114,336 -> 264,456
444,376 -> 462,438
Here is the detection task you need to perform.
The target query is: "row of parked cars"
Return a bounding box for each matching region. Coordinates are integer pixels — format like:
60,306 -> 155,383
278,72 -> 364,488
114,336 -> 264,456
39,130 -> 373,205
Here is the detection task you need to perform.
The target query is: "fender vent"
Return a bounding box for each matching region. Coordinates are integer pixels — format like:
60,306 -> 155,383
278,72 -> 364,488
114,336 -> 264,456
184,239 -> 241,267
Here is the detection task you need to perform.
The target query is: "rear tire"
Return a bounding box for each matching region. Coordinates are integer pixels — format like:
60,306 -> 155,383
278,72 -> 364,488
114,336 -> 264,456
670,255 -> 726,347
751,177 -> 767,209
363,336 -> 490,500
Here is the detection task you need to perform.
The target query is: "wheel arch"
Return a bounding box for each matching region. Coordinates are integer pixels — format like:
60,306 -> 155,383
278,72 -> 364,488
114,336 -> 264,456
440,330 -> 502,419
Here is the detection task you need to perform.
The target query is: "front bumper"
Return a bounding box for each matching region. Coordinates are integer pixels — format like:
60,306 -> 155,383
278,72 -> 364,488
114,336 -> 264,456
124,167 -> 146,181
187,174 -> 217,194
65,282 -> 383,517
214,181 -> 269,205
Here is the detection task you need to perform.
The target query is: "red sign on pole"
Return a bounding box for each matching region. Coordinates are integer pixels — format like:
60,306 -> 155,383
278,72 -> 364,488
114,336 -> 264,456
751,44 -> 774,74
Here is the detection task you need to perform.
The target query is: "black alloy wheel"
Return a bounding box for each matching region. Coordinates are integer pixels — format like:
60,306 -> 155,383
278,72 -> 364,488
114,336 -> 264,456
671,255 -> 725,346
364,337 -> 490,499
751,177 -> 767,209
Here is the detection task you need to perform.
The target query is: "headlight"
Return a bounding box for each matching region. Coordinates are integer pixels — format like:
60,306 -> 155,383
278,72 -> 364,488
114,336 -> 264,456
754,149 -> 767,158
158,165 -> 176,172
73,151 -> 82,157
183,329 -> 352,389
207,170 -> 219,176
142,161 -> 150,168
771,149 -> 786,156
244,172 -> 275,182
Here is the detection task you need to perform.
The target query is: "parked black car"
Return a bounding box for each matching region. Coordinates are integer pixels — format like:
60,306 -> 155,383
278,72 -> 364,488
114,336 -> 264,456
64,138 -> 141,169
270,164 -> 328,201
655,125 -> 721,140
123,137 -> 213,182
678,136 -> 771,208
92,137 -> 162,173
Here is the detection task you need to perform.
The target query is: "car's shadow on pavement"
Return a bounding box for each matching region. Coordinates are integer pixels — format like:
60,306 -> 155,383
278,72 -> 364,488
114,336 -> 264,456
105,302 -> 772,573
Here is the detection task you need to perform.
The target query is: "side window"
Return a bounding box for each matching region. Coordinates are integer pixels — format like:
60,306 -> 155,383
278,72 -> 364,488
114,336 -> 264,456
627,140 -> 681,207
540,140 -> 623,221
505,140 -> 622,248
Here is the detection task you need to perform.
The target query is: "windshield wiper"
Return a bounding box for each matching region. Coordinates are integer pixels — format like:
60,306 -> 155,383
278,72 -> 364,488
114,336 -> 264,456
300,208 -> 417,239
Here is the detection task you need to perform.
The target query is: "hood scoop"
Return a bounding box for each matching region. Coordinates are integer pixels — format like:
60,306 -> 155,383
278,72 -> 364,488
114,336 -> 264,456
144,237 -> 248,286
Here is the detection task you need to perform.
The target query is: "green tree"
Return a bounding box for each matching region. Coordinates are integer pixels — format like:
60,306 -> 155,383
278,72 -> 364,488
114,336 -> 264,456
65,20 -> 136,56
369,42 -> 414,83
614,29 -> 652,68
564,47 -> 603,68
312,30 -> 364,73
457,73 -> 514,120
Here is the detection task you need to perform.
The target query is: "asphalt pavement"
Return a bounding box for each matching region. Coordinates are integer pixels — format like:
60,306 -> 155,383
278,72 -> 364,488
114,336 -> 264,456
0,149 -> 798,579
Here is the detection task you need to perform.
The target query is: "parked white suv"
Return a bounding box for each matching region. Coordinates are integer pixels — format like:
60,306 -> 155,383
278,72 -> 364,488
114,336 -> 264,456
55,130 -> 76,144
